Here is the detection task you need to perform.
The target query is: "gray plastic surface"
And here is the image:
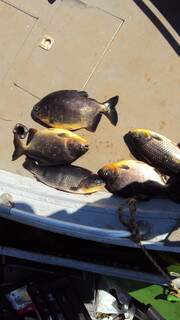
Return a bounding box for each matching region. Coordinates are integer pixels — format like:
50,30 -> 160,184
0,170 -> 179,252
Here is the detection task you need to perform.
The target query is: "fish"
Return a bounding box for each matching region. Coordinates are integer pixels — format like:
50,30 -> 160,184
98,159 -> 166,198
124,129 -> 180,176
13,123 -> 29,139
31,90 -> 119,132
23,159 -> 105,194
12,126 -> 89,165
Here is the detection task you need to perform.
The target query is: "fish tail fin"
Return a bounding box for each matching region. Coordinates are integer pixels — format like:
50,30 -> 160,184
12,135 -> 24,161
102,96 -> 119,126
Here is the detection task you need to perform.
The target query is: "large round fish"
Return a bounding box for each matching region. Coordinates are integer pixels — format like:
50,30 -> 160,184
12,126 -> 89,165
124,129 -> 180,176
31,90 -> 119,132
98,160 -> 166,198
23,159 -> 105,194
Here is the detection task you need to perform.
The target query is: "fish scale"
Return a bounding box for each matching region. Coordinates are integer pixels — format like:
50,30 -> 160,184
61,173 -> 78,190
59,168 -> 89,190
140,139 -> 180,174
124,129 -> 180,176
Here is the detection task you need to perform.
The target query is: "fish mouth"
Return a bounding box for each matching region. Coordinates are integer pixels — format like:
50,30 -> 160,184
92,177 -> 105,187
84,144 -> 89,151
124,130 -> 152,150
80,144 -> 89,154
97,168 -> 109,181
124,133 -> 143,161
80,185 -> 104,194
78,175 -> 105,194
31,110 -> 39,122
124,131 -> 134,141
97,168 -> 104,178
124,131 -> 141,148
13,123 -> 29,139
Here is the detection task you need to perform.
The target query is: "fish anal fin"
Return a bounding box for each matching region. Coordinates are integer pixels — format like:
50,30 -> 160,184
70,186 -> 78,191
57,132 -> 68,138
87,113 -> 102,132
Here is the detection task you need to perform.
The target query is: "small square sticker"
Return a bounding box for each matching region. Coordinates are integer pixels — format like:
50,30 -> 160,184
40,35 -> 54,50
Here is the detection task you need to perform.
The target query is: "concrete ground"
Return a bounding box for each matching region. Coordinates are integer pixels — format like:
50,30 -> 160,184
0,0 -> 179,177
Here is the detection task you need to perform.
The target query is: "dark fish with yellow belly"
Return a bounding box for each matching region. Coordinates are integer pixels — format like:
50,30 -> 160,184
98,160 -> 166,198
124,129 -> 180,176
12,126 -> 88,165
31,90 -> 119,132
23,159 -> 105,194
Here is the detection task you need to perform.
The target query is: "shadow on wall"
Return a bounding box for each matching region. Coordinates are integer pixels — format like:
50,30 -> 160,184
133,0 -> 179,55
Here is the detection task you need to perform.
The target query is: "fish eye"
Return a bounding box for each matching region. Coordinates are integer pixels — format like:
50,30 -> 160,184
103,170 -> 109,177
96,178 -> 105,185
33,105 -> 40,112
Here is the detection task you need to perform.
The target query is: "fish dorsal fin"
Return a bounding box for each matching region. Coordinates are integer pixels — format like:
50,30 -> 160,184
27,128 -> 37,145
78,91 -> 88,97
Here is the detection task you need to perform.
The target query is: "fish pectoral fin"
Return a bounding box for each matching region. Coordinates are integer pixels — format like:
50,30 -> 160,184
27,128 -> 38,145
121,165 -> 130,170
57,132 -> 68,138
12,135 -> 25,161
151,133 -> 163,141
